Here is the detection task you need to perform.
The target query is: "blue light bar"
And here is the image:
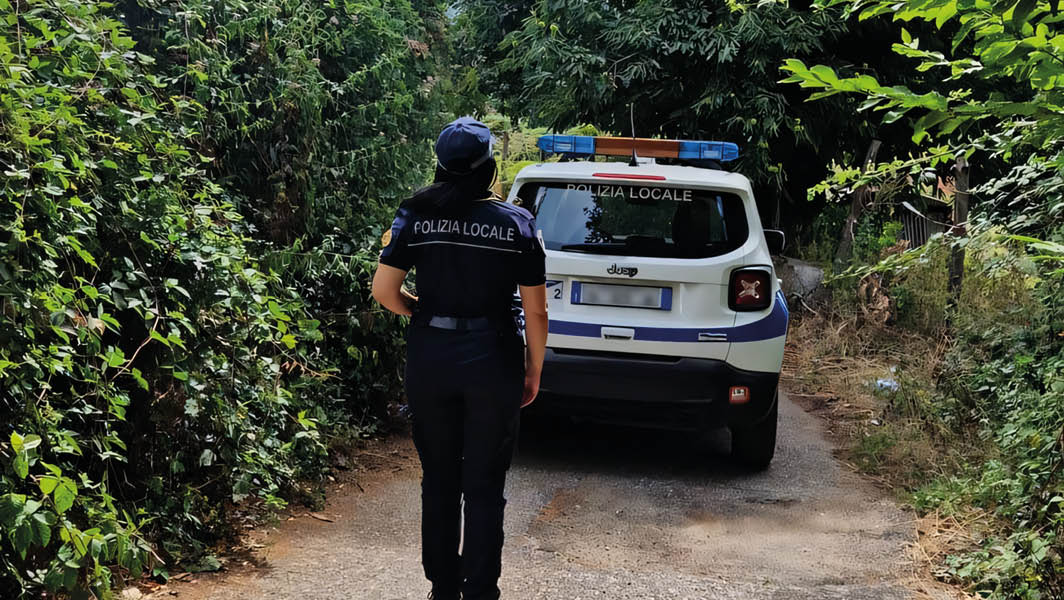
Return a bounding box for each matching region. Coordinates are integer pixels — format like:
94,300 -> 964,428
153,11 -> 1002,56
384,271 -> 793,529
536,135 -> 739,162
678,140 -> 740,162
536,135 -> 595,156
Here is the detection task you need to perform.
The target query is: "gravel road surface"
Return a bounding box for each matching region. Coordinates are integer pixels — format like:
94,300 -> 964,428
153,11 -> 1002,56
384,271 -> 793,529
162,393 -> 915,600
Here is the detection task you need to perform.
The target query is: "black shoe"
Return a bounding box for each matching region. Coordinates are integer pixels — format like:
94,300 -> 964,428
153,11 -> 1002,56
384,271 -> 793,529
428,591 -> 460,600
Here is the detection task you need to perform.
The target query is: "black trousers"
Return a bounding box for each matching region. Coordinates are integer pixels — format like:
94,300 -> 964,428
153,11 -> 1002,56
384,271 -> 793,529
405,325 -> 524,600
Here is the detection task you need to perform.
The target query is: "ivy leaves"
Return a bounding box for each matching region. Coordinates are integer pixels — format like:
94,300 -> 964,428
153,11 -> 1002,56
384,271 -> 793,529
3,0 -> 444,596
9,434 -> 40,481
37,473 -> 78,516
3,0 -> 325,594
1,433 -> 98,592
0,495 -> 53,560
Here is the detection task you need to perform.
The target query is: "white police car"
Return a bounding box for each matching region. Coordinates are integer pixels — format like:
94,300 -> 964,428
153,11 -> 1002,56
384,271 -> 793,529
508,135 -> 788,469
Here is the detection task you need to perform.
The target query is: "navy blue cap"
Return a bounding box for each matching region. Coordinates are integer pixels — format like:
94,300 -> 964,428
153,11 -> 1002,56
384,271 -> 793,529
435,117 -> 493,175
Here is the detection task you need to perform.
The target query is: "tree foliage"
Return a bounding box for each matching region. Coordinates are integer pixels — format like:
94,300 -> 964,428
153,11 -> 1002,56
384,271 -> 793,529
781,0 -> 1064,230
782,0 -> 1064,596
453,0 -> 926,218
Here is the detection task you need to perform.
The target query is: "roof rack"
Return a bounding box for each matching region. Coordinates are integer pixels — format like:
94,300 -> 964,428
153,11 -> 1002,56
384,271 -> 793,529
537,135 -> 739,162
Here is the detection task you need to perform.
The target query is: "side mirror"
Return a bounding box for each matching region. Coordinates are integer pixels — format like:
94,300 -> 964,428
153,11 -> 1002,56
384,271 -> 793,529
765,229 -> 786,255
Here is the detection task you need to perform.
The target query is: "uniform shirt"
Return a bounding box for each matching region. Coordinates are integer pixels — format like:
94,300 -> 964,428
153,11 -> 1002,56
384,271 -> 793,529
379,199 -> 546,319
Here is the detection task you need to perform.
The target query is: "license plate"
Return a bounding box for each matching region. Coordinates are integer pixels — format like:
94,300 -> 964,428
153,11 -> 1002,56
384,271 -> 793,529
573,282 -> 671,310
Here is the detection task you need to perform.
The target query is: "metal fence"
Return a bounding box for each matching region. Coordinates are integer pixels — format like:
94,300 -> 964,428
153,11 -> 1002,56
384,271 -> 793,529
898,202 -> 949,247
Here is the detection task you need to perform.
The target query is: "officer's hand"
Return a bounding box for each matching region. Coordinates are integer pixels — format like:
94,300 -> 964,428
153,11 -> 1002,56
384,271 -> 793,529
521,371 -> 540,408
402,293 -> 419,314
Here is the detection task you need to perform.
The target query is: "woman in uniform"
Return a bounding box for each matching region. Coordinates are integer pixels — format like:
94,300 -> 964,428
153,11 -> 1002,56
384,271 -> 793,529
372,117 -> 549,600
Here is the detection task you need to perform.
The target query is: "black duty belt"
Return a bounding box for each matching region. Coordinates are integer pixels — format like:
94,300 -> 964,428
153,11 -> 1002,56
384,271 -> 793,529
419,315 -> 502,331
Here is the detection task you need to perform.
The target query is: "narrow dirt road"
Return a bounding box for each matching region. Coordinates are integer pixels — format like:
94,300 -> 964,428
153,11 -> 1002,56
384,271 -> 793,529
164,394 -> 915,600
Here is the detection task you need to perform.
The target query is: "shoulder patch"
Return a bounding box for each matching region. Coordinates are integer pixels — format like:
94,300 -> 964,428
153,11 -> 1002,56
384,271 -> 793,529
381,229 -> 393,247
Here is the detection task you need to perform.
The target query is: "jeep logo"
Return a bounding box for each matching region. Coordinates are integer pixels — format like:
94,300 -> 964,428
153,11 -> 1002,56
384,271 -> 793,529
607,264 -> 638,278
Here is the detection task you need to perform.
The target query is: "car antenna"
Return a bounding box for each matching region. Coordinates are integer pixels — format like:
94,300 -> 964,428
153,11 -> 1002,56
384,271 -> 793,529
628,104 -> 639,167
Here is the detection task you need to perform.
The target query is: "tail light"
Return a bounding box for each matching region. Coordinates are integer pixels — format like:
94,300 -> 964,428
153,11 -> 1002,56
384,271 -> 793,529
729,386 -> 751,405
729,269 -> 771,311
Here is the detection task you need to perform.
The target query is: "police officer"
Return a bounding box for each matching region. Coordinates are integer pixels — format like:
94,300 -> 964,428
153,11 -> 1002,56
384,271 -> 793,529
371,117 -> 548,600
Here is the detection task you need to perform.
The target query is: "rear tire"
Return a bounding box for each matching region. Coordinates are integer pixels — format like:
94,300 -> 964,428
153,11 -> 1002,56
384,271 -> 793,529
730,392 -> 778,471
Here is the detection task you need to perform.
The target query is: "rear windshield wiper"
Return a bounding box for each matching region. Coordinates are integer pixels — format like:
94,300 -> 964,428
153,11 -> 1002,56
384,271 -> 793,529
622,235 -> 668,252
559,242 -> 625,254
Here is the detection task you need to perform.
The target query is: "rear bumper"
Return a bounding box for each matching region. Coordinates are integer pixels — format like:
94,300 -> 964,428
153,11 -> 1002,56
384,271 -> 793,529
532,348 -> 779,430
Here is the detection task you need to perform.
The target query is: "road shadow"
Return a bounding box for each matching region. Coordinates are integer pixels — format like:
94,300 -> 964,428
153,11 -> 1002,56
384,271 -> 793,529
514,411 -> 759,483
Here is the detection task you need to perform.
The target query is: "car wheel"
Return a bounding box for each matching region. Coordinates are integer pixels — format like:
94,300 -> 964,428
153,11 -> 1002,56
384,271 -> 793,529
730,391 -> 778,471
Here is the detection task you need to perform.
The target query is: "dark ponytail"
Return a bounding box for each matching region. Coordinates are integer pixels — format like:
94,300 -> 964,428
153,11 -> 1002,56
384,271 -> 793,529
403,157 -> 498,214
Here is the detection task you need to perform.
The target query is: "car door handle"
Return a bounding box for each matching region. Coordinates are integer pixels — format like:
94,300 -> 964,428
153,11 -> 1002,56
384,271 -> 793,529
601,327 -> 635,340
698,332 -> 728,342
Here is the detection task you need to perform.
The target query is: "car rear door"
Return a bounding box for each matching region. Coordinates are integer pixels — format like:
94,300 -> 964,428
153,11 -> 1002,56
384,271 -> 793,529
518,179 -> 758,361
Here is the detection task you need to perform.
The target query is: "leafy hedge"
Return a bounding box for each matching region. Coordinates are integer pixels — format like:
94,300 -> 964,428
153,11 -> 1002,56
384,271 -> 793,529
126,0 -> 450,434
783,0 -> 1064,595
0,0 -> 446,596
934,269 -> 1064,598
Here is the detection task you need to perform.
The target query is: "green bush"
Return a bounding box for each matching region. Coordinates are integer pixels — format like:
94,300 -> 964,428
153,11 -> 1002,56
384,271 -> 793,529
128,0 -> 450,429
827,228 -> 1064,597
929,262 -> 1064,598
0,0 -> 447,596
889,239 -> 949,332
795,202 -> 847,264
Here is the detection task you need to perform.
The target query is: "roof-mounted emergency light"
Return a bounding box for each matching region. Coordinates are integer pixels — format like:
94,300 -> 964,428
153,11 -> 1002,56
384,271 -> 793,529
536,135 -> 739,162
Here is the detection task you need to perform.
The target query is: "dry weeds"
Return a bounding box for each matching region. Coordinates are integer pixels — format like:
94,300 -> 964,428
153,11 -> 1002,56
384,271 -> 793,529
783,307 -> 987,599
906,511 -> 987,600
782,307 -> 947,450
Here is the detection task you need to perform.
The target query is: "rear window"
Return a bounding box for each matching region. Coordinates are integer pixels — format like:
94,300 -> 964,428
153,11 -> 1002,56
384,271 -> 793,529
515,182 -> 748,259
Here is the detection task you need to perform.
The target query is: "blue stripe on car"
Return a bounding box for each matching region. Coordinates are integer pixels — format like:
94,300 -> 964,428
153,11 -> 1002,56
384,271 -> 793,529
549,291 -> 789,343
660,287 -> 673,311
